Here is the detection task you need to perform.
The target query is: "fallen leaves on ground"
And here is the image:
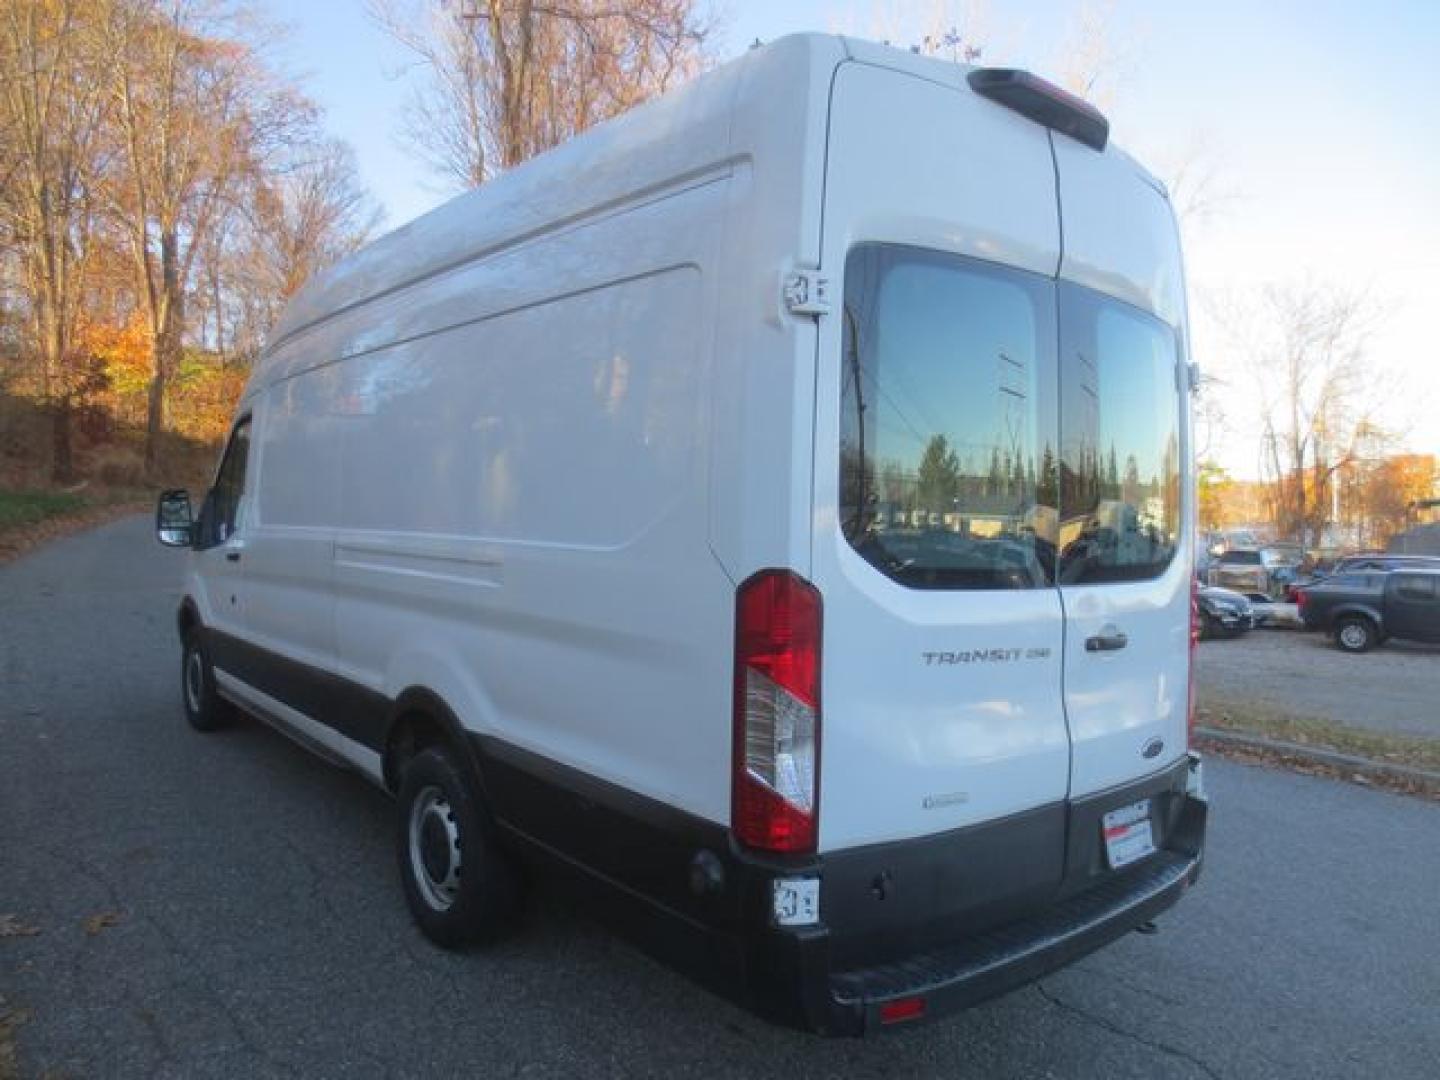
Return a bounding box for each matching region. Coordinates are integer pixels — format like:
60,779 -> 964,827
1196,735 -> 1440,802
0,498 -> 149,565
0,916 -> 40,939
82,912 -> 123,937
0,995 -> 33,1080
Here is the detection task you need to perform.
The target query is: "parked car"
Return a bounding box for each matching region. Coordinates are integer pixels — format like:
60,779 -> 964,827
1196,584 -> 1255,639
1296,570 -> 1440,652
1207,547 -> 1297,599
151,35 -> 1207,1036
1285,553 -> 1440,600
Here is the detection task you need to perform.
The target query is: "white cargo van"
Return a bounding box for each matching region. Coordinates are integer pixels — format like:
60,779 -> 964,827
156,34 -> 1207,1034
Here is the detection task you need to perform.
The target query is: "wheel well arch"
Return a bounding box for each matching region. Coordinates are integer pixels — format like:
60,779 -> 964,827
1329,605 -> 1383,631
381,687 -> 489,798
176,598 -> 201,644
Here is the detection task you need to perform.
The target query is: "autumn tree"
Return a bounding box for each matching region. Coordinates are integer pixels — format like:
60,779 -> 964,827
371,0 -> 714,189
1213,283 -> 1386,546
197,138 -> 380,367
0,0 -> 119,479
105,0 -> 311,471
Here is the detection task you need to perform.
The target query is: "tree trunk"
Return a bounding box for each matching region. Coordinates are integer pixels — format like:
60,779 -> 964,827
144,228 -> 185,476
50,399 -> 75,484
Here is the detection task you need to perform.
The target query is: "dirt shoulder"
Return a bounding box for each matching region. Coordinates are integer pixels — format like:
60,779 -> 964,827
0,491 -> 149,565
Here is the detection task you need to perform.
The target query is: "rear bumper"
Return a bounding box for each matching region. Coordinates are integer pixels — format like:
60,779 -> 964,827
749,762 -> 1207,1035
482,734 -> 1207,1037
819,812 -> 1204,1033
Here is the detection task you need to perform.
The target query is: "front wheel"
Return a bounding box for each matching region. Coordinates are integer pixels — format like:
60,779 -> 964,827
396,746 -> 518,949
181,631 -> 233,731
1334,617 -> 1378,654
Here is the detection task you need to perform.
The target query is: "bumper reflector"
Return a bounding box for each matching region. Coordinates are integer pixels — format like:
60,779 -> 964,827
879,996 -> 927,1026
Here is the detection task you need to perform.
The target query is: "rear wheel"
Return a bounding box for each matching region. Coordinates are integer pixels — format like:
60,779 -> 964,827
181,631 -> 233,731
1334,616 -> 1377,654
396,745 -> 518,949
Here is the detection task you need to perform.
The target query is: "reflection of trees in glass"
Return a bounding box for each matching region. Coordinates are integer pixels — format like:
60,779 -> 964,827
839,440 -> 875,533
917,435 -> 961,515
1122,452 -> 1141,504
1038,444 -> 1059,509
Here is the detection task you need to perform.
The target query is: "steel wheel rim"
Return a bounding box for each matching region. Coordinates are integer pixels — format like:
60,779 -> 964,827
408,785 -> 462,912
1340,624 -> 1366,649
185,649 -> 205,713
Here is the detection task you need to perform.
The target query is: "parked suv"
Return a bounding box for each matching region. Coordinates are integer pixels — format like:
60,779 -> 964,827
1207,547 -> 1296,599
1286,553 -> 1440,600
1297,570 -> 1440,652
1196,583 -> 1254,639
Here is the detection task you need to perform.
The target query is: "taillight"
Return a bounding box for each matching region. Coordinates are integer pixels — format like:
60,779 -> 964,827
1295,589 -> 1308,611
733,570 -> 821,854
1187,575 -> 1199,748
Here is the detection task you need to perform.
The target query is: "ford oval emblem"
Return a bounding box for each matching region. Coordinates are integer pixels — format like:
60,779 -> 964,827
1142,737 -> 1165,760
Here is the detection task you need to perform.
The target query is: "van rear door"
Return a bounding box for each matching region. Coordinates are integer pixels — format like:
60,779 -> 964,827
811,60 -> 1070,856
1050,137 -> 1192,797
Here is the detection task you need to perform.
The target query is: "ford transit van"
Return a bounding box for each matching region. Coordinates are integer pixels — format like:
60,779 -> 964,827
156,34 -> 1207,1035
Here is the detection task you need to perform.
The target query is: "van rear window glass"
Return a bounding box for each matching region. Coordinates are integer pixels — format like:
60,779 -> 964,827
839,245 -> 1058,590
1057,284 -> 1181,584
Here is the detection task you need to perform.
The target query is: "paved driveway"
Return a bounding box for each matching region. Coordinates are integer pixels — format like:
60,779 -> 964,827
3,516 -> 1439,1078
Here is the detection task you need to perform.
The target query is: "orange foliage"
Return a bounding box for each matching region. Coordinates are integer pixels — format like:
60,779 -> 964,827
76,314 -> 154,426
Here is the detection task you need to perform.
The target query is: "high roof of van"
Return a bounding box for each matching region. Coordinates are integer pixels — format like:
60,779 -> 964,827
258,32 -> 1166,383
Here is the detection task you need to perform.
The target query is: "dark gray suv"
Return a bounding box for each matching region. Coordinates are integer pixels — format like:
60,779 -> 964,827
1297,570 -> 1440,652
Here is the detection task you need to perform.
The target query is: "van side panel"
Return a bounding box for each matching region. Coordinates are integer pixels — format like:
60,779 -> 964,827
243,366 -> 343,676
324,178 -> 735,824
705,35 -> 846,582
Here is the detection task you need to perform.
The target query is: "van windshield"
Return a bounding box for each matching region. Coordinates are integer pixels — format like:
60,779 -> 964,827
838,244 -> 1182,591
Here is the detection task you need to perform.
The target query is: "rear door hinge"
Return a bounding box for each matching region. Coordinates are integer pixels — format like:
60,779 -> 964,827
783,268 -> 832,318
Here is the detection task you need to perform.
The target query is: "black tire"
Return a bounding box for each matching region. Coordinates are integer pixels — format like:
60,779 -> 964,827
181,630 -> 233,731
396,745 -> 518,949
1334,616 -> 1378,654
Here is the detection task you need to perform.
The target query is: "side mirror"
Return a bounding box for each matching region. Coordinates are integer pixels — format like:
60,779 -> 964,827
156,489 -> 195,548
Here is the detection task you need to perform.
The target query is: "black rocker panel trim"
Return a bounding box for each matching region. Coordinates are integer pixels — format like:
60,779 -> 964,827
205,627 -> 390,753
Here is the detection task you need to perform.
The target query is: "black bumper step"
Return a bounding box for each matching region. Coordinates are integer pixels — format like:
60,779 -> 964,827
831,849 -> 1201,1029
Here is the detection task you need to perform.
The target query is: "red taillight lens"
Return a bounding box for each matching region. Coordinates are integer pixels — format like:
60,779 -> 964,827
733,570 -> 821,854
1295,589 -> 1308,610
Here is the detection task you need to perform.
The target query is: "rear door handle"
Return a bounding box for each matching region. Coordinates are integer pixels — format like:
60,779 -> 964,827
1085,627 -> 1128,652
225,551 -> 241,563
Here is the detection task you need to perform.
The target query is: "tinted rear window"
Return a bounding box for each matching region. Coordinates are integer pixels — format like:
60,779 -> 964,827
839,245 -> 1056,589
1057,284 -> 1182,584
837,244 -> 1182,591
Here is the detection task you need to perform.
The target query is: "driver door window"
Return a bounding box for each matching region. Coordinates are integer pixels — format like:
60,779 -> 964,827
208,418 -> 252,546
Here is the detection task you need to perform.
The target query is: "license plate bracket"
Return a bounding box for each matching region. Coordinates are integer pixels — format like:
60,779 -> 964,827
1102,799 -> 1156,869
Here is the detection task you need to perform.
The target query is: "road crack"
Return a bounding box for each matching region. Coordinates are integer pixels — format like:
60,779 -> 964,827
1036,982 -> 1223,1080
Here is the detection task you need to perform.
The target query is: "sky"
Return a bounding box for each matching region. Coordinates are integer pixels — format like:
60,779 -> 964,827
258,1 -> 1440,477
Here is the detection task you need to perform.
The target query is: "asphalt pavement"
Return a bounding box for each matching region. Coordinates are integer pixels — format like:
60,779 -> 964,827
3,516 -> 1438,1079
